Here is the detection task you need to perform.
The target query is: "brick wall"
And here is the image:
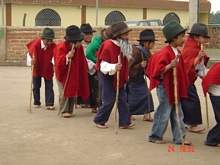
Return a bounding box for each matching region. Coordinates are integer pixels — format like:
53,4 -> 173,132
1,26 -> 220,66
1,26 -> 166,66
4,27 -> 66,66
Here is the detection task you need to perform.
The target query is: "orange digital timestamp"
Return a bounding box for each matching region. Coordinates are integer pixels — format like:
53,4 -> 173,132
168,146 -> 195,152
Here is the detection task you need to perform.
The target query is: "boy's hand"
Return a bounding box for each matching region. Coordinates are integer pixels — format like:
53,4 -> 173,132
170,59 -> 178,68
31,58 -> 35,65
197,50 -> 205,60
93,64 -> 97,70
141,61 -> 147,68
66,49 -> 75,59
115,63 -> 122,71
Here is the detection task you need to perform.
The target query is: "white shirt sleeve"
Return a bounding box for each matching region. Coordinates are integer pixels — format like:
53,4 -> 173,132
51,57 -> 54,65
66,56 -> 69,65
208,84 -> 220,96
26,52 -> 31,66
100,60 -> 117,75
87,58 -> 96,75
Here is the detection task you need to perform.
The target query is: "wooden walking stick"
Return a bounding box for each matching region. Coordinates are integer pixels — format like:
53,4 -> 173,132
201,44 -> 209,128
113,55 -> 121,134
58,44 -> 74,115
173,54 -> 184,145
28,53 -> 35,113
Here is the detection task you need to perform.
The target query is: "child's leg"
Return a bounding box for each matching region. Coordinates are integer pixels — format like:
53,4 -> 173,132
33,75 -> 42,106
93,72 -> 115,126
149,83 -> 171,142
205,95 -> 220,146
170,103 -> 186,144
44,78 -> 54,107
118,87 -> 132,127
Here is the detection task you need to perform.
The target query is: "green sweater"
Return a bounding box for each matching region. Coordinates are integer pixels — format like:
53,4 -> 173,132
86,35 -> 103,63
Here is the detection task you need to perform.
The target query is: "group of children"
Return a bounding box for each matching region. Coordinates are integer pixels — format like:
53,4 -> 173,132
26,20 -> 220,147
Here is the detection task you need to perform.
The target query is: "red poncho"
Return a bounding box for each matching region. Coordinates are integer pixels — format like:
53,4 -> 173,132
182,36 -> 210,84
202,62 -> 220,96
54,41 -> 90,100
26,38 -> 56,80
96,40 -> 129,89
146,46 -> 189,105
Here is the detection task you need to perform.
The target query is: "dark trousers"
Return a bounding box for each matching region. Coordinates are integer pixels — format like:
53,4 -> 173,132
89,72 -> 100,108
93,72 -> 131,127
205,95 -> 220,146
181,84 -> 203,125
33,76 -> 54,106
77,73 -> 90,106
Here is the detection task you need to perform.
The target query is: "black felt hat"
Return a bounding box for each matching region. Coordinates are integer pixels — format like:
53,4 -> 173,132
188,23 -> 210,38
137,29 -> 157,41
80,23 -> 96,33
64,25 -> 85,42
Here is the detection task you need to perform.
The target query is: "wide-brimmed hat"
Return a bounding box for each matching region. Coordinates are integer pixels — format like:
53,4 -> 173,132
137,29 -> 157,41
111,21 -> 132,38
188,23 -> 210,38
64,25 -> 85,42
101,26 -> 113,40
80,23 -> 96,33
163,20 -> 187,43
41,27 -> 55,39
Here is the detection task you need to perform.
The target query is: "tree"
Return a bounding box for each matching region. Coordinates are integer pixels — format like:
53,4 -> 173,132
210,11 -> 220,24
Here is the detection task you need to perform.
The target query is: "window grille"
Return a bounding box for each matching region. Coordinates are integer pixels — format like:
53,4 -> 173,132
163,12 -> 180,26
105,11 -> 126,25
35,8 -> 61,26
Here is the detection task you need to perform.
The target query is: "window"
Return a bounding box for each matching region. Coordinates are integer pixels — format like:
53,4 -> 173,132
35,8 -> 61,26
105,11 -> 126,25
163,12 -> 180,26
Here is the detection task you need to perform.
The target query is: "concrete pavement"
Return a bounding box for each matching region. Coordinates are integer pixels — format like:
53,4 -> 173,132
0,66 -> 219,165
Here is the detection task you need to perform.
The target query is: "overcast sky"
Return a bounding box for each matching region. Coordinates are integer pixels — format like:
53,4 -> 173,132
209,0 -> 220,13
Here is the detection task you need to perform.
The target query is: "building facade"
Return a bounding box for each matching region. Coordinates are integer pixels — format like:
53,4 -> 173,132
1,0 -> 211,27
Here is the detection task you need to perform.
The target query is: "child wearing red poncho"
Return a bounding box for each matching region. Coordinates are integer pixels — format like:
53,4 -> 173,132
93,22 -> 135,129
181,23 -> 210,133
202,63 -> 220,147
54,25 -> 90,118
26,28 -> 56,110
147,21 -> 191,145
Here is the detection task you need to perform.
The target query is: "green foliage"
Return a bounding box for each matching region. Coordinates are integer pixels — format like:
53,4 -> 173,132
210,11 -> 220,24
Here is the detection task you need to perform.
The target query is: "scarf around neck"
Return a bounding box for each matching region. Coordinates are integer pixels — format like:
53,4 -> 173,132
137,45 -> 149,55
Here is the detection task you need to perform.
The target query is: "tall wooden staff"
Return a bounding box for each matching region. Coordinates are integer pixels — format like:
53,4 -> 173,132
28,53 -> 35,113
173,54 -> 184,145
114,55 -> 121,134
58,44 -> 74,115
141,52 -> 151,118
201,44 -> 209,128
